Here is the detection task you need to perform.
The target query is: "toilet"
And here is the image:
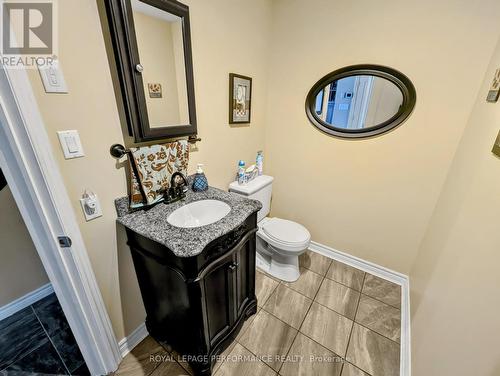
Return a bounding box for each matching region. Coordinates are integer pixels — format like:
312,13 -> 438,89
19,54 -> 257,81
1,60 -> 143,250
229,175 -> 310,282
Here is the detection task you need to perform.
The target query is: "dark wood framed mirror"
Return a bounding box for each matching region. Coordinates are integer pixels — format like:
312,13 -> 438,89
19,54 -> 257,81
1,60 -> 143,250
305,64 -> 416,139
106,0 -> 197,143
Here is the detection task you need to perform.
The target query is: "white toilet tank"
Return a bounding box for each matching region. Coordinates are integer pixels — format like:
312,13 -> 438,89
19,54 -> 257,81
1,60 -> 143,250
229,175 -> 274,222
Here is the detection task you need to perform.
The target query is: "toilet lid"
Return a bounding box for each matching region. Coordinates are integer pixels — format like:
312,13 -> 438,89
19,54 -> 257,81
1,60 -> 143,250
262,218 -> 310,245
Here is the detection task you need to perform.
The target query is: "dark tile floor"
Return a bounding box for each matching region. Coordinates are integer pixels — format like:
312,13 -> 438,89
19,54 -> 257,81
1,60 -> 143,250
114,250 -> 401,376
0,293 -> 89,375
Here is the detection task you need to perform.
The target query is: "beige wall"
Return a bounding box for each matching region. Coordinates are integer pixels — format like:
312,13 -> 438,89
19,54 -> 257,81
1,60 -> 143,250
410,38 -> 500,376
26,0 -> 270,341
0,187 -> 49,306
265,0 -> 500,274
184,0 -> 271,184
134,11 -> 183,126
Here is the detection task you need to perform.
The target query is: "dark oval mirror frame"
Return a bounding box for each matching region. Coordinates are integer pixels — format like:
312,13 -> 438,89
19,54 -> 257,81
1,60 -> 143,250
106,0 -> 197,143
305,64 -> 416,139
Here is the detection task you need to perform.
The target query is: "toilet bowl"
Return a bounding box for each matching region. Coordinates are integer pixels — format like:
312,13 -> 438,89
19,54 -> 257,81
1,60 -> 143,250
228,175 -> 311,282
255,217 -> 310,281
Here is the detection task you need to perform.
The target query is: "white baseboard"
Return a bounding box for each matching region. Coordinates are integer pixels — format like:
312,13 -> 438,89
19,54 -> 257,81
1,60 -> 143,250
308,241 -> 411,376
118,322 -> 149,357
0,283 -> 54,322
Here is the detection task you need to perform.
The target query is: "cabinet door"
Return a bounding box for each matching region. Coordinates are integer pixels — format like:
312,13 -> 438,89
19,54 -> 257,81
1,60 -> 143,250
233,232 -> 256,319
202,252 -> 236,346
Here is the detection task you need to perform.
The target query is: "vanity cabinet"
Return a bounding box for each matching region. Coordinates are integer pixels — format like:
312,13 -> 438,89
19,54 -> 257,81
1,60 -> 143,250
125,213 -> 258,375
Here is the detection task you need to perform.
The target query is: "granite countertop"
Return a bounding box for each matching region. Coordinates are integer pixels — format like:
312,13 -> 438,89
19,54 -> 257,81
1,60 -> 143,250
114,184 -> 262,258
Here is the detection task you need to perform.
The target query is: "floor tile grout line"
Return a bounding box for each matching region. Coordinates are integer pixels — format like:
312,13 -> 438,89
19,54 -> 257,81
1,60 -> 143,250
279,270 -> 323,299
258,276 -> 280,309
284,268 -> 401,314
298,262 -> 402,311
264,283 -> 314,310
323,272 -> 365,293
30,305 -> 72,375
0,312 -> 54,372
261,301 -> 312,331
299,296 -> 401,346
279,282 -> 321,301
344,360 -> 375,376
358,292 -> 402,312
157,344 -> 195,376
298,259 -> 331,278
260,304 -> 344,358
324,267 -> 401,308
306,249 -> 402,307
355,295 -> 402,343
235,307 -> 261,341
276,264 -> 332,375
325,260 -> 367,292
357,276 -> 402,310
343,273 -> 366,374
298,281 -> 401,345
351,321 -> 401,346
234,339 -> 284,375
359,291 -> 402,310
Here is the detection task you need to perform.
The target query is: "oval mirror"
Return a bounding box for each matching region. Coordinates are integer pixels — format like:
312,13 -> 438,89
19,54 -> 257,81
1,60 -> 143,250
306,65 -> 416,139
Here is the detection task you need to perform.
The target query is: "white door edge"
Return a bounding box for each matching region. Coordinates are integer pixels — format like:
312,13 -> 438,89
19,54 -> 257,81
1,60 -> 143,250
0,64 -> 121,374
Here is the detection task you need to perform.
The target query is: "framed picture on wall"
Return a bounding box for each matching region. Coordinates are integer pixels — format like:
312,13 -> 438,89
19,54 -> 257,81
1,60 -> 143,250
229,73 -> 252,124
148,83 -> 163,98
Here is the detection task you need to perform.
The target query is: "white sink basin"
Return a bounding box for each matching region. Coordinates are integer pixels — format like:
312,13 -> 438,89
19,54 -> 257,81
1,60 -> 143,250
167,200 -> 231,228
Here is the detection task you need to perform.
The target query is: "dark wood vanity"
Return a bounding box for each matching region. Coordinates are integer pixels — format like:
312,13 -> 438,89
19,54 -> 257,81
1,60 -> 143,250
125,213 -> 258,375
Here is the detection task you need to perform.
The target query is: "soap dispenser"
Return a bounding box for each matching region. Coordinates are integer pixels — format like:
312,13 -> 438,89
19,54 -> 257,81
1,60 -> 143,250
192,164 -> 208,192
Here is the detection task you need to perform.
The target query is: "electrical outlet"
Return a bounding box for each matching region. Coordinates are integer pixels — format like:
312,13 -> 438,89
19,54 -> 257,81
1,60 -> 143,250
79,192 -> 102,221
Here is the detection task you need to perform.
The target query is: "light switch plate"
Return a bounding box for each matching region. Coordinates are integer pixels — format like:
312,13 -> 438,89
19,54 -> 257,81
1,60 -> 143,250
38,60 -> 68,93
57,130 -> 84,159
79,195 -> 103,222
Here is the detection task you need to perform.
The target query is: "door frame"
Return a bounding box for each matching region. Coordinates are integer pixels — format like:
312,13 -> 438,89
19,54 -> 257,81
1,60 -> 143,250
0,65 -> 121,374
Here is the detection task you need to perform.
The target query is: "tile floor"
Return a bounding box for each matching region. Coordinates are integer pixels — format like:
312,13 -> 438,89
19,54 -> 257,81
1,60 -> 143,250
0,293 -> 89,375
114,250 -> 401,376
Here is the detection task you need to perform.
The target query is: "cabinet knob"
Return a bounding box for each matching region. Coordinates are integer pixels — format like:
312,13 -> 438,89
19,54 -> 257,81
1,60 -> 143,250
135,64 -> 144,73
228,262 -> 239,271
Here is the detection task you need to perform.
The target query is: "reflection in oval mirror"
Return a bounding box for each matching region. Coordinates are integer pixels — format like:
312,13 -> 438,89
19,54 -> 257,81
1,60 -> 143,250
132,0 -> 189,128
306,65 -> 416,139
314,76 -> 403,130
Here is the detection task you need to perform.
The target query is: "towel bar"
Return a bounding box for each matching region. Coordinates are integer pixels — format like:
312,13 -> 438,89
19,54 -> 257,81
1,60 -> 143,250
109,136 -> 201,159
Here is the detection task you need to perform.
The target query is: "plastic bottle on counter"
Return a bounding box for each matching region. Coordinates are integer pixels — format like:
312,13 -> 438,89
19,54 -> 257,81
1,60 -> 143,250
237,160 -> 246,185
256,151 -> 264,176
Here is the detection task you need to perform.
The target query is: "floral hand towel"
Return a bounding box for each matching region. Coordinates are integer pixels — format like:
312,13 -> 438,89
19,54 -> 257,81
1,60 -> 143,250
129,140 -> 189,207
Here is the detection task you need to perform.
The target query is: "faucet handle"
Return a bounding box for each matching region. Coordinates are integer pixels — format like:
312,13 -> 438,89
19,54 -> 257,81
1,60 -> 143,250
171,172 -> 188,187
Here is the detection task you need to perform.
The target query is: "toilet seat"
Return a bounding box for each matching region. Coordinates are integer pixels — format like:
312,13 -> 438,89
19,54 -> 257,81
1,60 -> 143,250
258,217 -> 311,253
